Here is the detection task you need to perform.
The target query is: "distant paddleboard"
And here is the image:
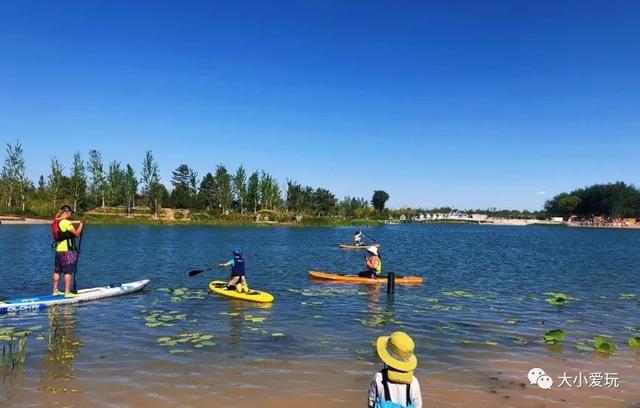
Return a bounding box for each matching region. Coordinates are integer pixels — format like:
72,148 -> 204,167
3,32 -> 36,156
338,243 -> 381,250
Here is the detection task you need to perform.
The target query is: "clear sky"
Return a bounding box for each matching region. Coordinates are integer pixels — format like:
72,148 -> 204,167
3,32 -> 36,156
1,1 -> 638,210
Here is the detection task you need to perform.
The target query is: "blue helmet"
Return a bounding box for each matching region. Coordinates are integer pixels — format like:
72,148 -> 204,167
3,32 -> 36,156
232,247 -> 243,256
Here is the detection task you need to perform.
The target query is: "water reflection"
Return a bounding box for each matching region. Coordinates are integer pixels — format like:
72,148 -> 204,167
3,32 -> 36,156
40,305 -> 82,386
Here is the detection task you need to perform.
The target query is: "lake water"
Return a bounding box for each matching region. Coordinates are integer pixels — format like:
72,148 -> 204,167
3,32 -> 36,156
1,224 -> 639,407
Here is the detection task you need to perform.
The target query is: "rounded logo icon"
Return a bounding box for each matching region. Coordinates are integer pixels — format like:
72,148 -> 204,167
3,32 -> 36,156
537,375 -> 554,390
528,368 -> 546,385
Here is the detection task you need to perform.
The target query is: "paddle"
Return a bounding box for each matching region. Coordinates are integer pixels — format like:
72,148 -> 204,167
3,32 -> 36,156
72,220 -> 86,294
189,254 -> 257,277
188,266 -> 218,277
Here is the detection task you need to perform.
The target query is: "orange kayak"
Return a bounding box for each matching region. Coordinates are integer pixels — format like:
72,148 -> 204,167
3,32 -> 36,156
308,270 -> 423,285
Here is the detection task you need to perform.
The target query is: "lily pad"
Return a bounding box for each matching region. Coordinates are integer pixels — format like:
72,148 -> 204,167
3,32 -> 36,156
594,336 -> 617,354
546,293 -> 568,306
628,337 -> 640,348
512,336 -> 528,345
543,329 -> 566,344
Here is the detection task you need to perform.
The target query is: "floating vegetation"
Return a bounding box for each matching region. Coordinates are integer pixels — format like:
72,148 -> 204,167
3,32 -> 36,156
506,319 -> 519,325
512,336 -> 528,345
628,337 -> 640,348
0,328 -> 29,373
354,312 -> 395,328
594,336 -> 617,354
543,329 -> 566,344
287,288 -> 365,297
545,293 -> 575,306
271,333 -> 285,337
244,315 -> 266,324
424,297 -> 440,303
144,310 -> 187,328
159,287 -> 207,302
619,293 -> 636,300
157,333 -> 215,352
443,290 -> 474,298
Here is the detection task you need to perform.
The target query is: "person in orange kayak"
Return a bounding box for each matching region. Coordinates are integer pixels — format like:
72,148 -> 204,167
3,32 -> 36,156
51,205 -> 84,297
359,246 -> 382,278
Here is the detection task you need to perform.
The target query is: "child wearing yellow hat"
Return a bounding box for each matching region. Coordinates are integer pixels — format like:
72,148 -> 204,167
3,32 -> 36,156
367,331 -> 422,408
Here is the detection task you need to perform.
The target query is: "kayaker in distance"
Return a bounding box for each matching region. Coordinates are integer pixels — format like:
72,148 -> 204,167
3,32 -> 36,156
353,229 -> 364,246
218,248 -> 249,294
51,205 -> 84,298
359,246 -> 382,278
367,331 -> 422,408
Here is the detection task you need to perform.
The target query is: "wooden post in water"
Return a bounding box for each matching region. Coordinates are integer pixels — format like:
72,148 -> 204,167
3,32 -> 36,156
387,272 -> 396,295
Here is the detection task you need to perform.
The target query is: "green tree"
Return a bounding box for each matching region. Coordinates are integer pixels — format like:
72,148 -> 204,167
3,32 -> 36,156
48,157 -> 65,210
233,165 -> 247,212
247,171 -> 260,213
1,141 -> 27,211
312,188 -> 337,216
107,161 -> 127,206
141,150 -> 162,217
70,152 -> 87,212
214,165 -> 233,214
88,149 -> 107,208
199,172 -> 216,210
372,190 -> 390,214
125,164 -> 138,206
338,196 -> 369,218
170,164 -> 197,208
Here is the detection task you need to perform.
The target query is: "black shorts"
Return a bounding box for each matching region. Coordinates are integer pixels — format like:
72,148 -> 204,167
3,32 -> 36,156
54,251 -> 78,275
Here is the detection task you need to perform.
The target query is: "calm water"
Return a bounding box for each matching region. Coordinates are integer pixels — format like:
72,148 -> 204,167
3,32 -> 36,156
1,224 -> 640,407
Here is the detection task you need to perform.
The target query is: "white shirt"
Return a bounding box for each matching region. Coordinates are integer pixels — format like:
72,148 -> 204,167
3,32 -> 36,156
367,371 -> 422,408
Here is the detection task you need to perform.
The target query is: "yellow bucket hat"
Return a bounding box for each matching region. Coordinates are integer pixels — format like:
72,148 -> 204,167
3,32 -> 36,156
376,331 -> 418,373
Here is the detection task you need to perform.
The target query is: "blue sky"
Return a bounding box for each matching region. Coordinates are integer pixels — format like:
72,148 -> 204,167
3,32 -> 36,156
1,1 -> 638,210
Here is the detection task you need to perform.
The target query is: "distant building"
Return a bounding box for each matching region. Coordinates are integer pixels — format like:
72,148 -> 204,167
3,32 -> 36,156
551,217 -> 563,222
471,214 -> 488,221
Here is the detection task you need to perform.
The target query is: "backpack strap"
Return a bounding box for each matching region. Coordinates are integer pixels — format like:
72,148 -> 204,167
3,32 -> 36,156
381,369 -> 392,402
406,380 -> 411,406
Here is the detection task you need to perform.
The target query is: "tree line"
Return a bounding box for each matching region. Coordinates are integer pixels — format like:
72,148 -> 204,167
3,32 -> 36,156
544,182 -> 640,219
0,141 -> 391,218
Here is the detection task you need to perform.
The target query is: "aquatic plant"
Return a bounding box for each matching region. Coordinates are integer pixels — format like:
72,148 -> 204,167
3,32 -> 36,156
627,337 -> 640,348
0,327 -> 31,373
158,287 -> 207,302
443,290 -> 474,298
542,329 -> 566,344
144,310 -> 187,328
157,332 -> 215,353
594,336 -> 617,354
545,292 -> 576,305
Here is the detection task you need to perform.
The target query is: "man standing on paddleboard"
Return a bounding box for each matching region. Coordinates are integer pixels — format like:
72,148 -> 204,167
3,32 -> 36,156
52,205 -> 84,298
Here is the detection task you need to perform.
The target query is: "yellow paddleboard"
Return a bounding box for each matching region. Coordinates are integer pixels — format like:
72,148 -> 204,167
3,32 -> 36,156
208,281 -> 274,303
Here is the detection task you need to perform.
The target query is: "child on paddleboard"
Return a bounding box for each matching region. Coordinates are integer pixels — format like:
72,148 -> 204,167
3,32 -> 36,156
52,205 -> 84,298
218,248 -> 249,294
368,331 -> 422,408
